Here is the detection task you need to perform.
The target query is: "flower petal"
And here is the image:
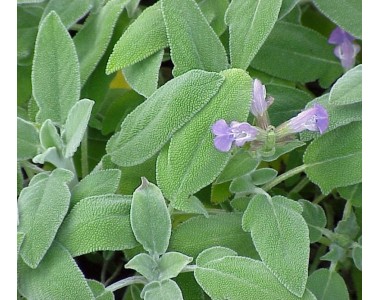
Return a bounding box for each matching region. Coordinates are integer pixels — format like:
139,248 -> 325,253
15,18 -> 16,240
251,79 -> 268,117
212,119 -> 230,135
213,135 -> 234,152
328,27 -> 354,44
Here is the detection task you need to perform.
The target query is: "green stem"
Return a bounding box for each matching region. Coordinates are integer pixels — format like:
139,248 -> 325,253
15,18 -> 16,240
313,193 -> 327,204
105,276 -> 148,292
262,164 -> 307,192
70,23 -> 84,31
81,129 -> 89,178
309,244 -> 327,274
289,177 -> 309,195
329,261 -> 338,272
105,264 -> 123,286
342,201 -> 352,220
181,265 -> 197,273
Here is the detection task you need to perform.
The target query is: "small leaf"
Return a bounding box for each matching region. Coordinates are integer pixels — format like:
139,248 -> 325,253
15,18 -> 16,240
18,242 -> 94,300
131,178 -> 171,255
251,168 -> 278,185
230,175 -> 257,194
106,2 -> 168,74
196,246 -> 237,267
352,236 -> 362,271
174,272 -> 208,300
18,169 -> 74,268
306,268 -> 349,300
17,117 -> 39,161
107,70 -> 224,166
171,195 -> 209,217
62,99 -> 94,158
125,253 -> 158,281
304,122 -> 362,194
161,0 -> 228,76
337,183 -> 362,207
39,119 -> 63,150
142,280 -> 183,300
329,64 -> 362,105
71,169 -> 121,206
122,50 -> 164,98
299,200 -> 327,243
158,252 -> 193,281
87,280 -> 115,300
56,195 -> 137,257
242,194 -> 309,296
225,0 -> 282,70
32,11 -> 80,125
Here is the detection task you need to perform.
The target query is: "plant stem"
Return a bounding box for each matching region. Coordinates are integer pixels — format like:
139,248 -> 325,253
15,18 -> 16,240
81,129 -> 89,178
105,264 -> 123,286
181,265 -> 197,273
342,201 -> 352,220
313,193 -> 327,204
289,177 -> 309,194
262,164 -> 307,192
105,276 -> 148,292
309,244 -> 327,274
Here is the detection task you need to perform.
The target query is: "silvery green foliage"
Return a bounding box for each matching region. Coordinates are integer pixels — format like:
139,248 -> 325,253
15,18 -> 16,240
18,0 -> 361,298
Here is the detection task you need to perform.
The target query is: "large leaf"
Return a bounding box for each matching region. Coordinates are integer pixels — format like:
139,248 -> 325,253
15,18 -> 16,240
156,69 -> 252,208
131,178 -> 171,255
161,0 -> 228,76
303,122 -> 362,194
306,268 -> 349,300
329,64 -> 362,106
169,213 -> 259,259
87,280 -> 115,300
312,0 -> 361,38
17,117 -> 39,161
106,2 -> 168,74
18,242 -> 94,300
242,195 -> 310,297
57,195 -> 137,257
194,247 -> 316,300
106,69 -> 224,166
250,21 -> 342,88
142,280 -> 183,300
225,0 -> 282,70
18,169 -> 73,268
74,0 -> 127,85
198,0 -> 229,36
32,11 -> 80,125
279,0 -> 300,19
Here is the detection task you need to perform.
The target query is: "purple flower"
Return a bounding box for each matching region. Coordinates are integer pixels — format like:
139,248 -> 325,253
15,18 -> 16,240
250,79 -> 273,117
288,104 -> 329,134
328,27 -> 360,69
211,119 -> 257,152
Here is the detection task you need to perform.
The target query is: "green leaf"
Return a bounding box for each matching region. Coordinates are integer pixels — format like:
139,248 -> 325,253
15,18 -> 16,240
242,194 -> 309,297
329,64 -> 362,105
216,150 -> 260,184
74,0 -> 127,85
337,183 -> 362,207
18,242 -> 94,300
32,11 -> 80,125
251,168 -> 278,185
42,0 -> 93,29
39,119 -> 63,150
230,175 -> 257,194
298,200 -> 327,243
194,247 -> 316,300
174,273 -> 207,300
71,169 -> 121,206
158,252 -> 193,281
279,0 -> 300,19
125,0 -> 141,17
312,0 -> 361,38
131,178 -> 171,255
156,68 -> 252,208
57,194 -> 136,257
161,0 -> 228,76
169,213 -> 259,259
196,246 -> 237,266
142,280 -> 183,300
122,50 -> 164,98
125,253 -> 158,281
250,21 -> 342,88
303,122 -> 362,194
17,117 -> 39,161
260,140 -> 306,162
106,2 -> 168,74
87,280 -> 115,300
352,236 -> 362,271
107,69 -> 224,166
17,164 -> 24,195
17,232 -> 25,254
18,169 -> 73,268
124,285 -> 144,300
198,0 -> 229,36
225,0 -> 282,70
62,99 -> 94,158
306,268 -> 349,300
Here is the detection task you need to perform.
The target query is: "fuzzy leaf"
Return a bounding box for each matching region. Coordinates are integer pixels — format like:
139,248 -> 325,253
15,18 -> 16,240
337,183 -> 362,207
17,117 -> 39,161
161,0 -> 228,76
18,242 -> 94,300
125,253 -> 158,281
106,2 -> 168,74
304,122 -> 362,194
122,50 -> 164,98
142,280 -> 183,300
251,168 -> 278,185
156,69 -> 252,208
242,194 -> 310,296
169,213 -> 259,259
39,119 -> 63,150
352,236 -> 362,271
18,169 -> 73,268
251,21 -> 342,88
198,0 -> 229,36
158,252 -> 193,281
329,64 -> 362,106
57,195 -> 136,257
71,169 -> 121,205
107,69 -> 224,166
225,0 -> 282,70
306,268 -> 349,300
299,200 -> 327,243
279,0 -> 300,19
131,179 -> 171,255
313,0 -> 361,38
32,11 -> 80,125
174,272 -> 208,300
74,0 -> 127,85
260,140 -> 306,162
62,99 -> 94,158
17,232 -> 25,254
87,280 -> 115,300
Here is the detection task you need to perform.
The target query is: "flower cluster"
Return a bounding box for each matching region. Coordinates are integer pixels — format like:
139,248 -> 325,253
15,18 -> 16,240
328,27 -> 360,70
211,79 -> 329,153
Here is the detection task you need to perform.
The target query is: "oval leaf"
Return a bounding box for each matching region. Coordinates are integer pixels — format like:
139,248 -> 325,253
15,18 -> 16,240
299,200 -> 327,243
142,280 -> 183,300
17,117 -> 39,161
158,252 -> 193,281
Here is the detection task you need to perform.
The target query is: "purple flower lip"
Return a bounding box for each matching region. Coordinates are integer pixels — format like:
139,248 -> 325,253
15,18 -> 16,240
250,79 -> 273,117
211,119 -> 257,152
328,27 -> 355,44
288,103 -> 329,134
